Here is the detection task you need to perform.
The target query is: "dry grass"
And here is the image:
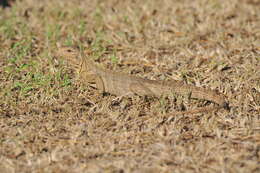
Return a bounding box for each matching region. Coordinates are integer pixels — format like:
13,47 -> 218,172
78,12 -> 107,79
0,0 -> 259,172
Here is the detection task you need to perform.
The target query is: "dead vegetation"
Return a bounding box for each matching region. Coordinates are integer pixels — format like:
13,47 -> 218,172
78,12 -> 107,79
0,0 -> 259,172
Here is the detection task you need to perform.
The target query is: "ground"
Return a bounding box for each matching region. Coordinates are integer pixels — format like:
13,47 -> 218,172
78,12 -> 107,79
0,0 -> 259,172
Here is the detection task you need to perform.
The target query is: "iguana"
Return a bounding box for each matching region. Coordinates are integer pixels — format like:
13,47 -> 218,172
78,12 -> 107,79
56,46 -> 229,115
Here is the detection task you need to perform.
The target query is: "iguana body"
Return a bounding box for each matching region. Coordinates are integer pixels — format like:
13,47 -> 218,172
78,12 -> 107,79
56,46 -> 229,115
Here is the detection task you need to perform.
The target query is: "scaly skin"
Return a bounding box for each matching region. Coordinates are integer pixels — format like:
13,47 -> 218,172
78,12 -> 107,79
56,46 -> 229,115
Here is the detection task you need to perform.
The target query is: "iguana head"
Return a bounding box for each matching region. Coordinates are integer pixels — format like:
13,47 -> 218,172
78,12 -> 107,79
55,46 -> 96,76
56,46 -> 80,66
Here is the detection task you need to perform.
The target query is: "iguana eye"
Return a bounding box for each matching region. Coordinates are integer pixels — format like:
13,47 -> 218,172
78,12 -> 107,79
67,48 -> 73,52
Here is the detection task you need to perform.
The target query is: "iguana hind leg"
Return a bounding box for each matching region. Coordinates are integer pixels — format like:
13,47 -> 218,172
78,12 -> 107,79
111,92 -> 135,103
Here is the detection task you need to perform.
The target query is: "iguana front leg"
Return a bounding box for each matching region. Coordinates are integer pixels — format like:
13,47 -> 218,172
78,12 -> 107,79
78,60 -> 105,93
95,75 -> 105,94
80,73 -> 105,94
